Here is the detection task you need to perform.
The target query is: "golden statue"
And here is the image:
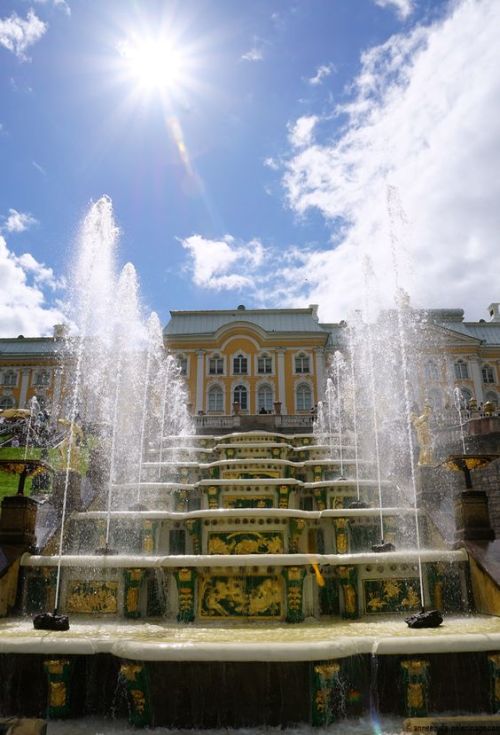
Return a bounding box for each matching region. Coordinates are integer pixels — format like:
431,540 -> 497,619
411,404 -> 434,465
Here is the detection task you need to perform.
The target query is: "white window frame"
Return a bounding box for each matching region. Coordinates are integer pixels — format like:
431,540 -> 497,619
454,360 -> 469,380
295,381 -> 313,412
232,382 -> 249,411
482,364 -> 496,384
257,382 -> 274,413
207,382 -> 224,414
424,360 -> 439,382
256,352 -> 273,375
232,352 -> 249,376
208,353 -> 224,376
294,352 -> 311,375
2,370 -> 17,387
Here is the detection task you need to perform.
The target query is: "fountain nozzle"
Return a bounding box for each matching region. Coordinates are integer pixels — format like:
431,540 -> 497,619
33,610 -> 70,631
405,608 -> 443,629
371,539 -> 396,553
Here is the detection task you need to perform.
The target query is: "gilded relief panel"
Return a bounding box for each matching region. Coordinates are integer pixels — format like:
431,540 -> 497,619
66,580 -> 118,614
364,578 -> 420,613
199,574 -> 283,619
207,531 -> 284,555
223,496 -> 273,509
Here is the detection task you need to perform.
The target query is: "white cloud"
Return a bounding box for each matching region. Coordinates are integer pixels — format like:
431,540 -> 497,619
241,47 -> 263,62
374,0 -> 414,19
308,63 -> 334,86
180,235 -> 266,291
0,236 -> 65,336
288,115 -> 318,149
33,0 -> 71,16
2,208 -> 38,233
282,0 -> 500,321
264,157 -> 279,171
0,10 -> 47,61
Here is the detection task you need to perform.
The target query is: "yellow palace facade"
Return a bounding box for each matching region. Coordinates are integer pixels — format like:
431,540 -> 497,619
163,305 -> 330,417
0,303 -> 500,419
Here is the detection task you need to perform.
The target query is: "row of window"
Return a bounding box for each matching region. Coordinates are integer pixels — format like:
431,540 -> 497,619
426,387 -> 499,411
424,359 -> 498,384
207,382 -> 313,413
0,370 -> 52,387
178,352 -> 312,377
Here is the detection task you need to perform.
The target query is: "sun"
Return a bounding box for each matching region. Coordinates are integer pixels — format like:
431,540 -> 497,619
118,35 -> 188,94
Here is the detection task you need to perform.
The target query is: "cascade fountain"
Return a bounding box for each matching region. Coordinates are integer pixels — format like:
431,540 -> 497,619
0,198 -> 499,733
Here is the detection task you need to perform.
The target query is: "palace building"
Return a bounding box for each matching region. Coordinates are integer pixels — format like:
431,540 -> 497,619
0,303 -> 500,423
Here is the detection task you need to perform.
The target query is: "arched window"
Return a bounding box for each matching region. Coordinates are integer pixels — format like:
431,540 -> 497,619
257,353 -> 272,374
485,391 -> 498,406
209,354 -> 224,375
295,352 -> 310,374
257,384 -> 273,413
0,396 -> 15,409
33,370 -> 50,386
296,383 -> 312,411
176,355 -> 187,376
233,354 -> 248,375
208,385 -> 223,413
482,365 -> 495,384
424,360 -> 439,381
233,384 -> 248,410
2,370 -> 17,387
454,360 -> 469,380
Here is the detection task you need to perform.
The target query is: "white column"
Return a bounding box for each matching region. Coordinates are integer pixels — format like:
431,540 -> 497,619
277,349 -> 287,414
195,351 -> 205,413
470,357 -> 484,403
19,368 -> 31,408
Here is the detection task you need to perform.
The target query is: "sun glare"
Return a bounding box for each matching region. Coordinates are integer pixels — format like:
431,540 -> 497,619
119,36 -> 187,93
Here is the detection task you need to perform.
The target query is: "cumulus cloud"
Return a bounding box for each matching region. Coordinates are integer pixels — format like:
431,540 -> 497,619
2,209 -> 38,233
373,0 -> 414,19
0,236 -> 65,336
288,115 -> 318,149
0,10 -> 47,61
180,235 -> 268,291
308,63 -> 334,86
241,47 -> 263,62
282,0 -> 500,321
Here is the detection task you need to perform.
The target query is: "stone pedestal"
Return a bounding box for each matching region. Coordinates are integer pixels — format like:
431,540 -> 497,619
44,658 -> 72,719
119,661 -> 152,727
0,495 -> 38,547
400,659 -> 430,717
454,490 -> 495,544
311,660 -> 342,726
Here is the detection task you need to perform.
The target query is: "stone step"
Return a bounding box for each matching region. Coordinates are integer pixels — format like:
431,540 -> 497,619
404,715 -> 500,733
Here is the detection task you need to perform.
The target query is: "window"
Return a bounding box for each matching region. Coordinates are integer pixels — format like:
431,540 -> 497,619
2,370 -> 17,387
454,360 -> 469,380
177,356 -> 187,376
257,354 -> 272,374
233,354 -> 248,375
233,384 -> 248,410
296,383 -> 312,411
460,387 -> 472,404
424,360 -> 439,381
209,355 -> 224,375
33,370 -> 50,386
295,353 -> 310,374
482,365 -> 495,384
257,384 -> 273,413
0,396 -> 15,409
208,385 -> 224,413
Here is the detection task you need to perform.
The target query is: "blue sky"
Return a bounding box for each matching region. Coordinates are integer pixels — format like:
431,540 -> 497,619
1,0 -> 500,335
